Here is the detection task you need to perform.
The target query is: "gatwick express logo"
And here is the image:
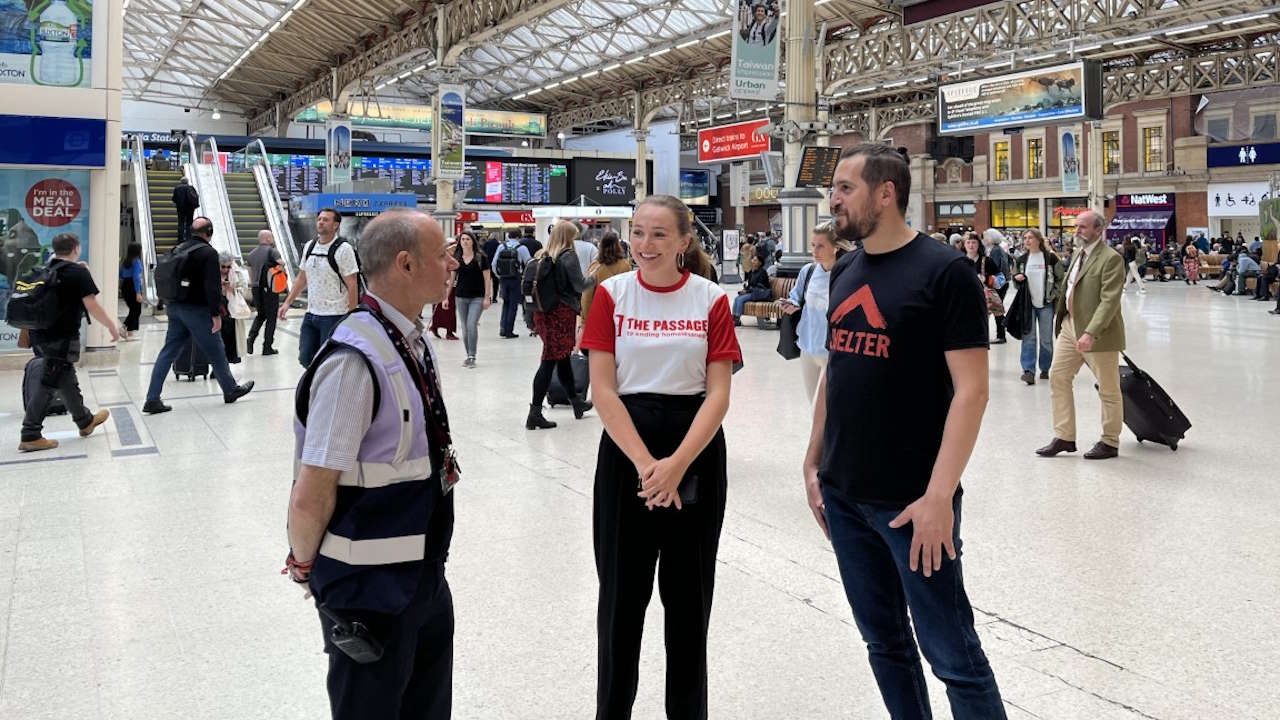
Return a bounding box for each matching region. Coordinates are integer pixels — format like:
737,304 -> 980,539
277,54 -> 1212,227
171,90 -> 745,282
828,284 -> 891,358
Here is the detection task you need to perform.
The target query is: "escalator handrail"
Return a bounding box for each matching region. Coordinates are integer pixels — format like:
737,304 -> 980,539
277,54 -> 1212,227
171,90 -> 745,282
243,139 -> 300,285
129,134 -> 159,306
194,135 -> 244,264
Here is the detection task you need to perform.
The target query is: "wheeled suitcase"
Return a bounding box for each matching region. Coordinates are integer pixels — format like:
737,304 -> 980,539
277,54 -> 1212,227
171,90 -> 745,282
547,352 -> 589,407
22,356 -> 67,416
1118,353 -> 1190,450
173,338 -> 210,381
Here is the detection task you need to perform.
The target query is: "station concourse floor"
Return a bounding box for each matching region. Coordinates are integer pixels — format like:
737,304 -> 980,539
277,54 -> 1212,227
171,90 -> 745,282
0,281 -> 1276,720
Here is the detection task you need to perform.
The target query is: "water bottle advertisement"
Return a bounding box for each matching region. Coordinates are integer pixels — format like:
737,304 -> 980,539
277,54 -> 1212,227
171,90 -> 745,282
0,169 -> 91,352
0,0 -> 92,88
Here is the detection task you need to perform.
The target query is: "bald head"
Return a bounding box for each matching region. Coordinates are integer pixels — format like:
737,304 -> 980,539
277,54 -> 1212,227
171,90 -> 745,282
1073,210 -> 1104,244
257,229 -> 274,245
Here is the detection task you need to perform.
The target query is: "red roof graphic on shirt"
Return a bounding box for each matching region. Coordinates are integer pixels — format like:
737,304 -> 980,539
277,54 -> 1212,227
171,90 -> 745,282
830,284 -> 888,329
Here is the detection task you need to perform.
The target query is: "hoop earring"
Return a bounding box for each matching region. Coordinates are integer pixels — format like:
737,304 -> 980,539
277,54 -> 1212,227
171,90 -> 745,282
676,251 -> 686,270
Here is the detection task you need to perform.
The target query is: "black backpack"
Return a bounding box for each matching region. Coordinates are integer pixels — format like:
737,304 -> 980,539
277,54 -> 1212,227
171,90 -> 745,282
5,264 -> 61,330
155,240 -> 201,302
304,237 -> 366,295
521,256 -> 559,313
494,243 -> 523,279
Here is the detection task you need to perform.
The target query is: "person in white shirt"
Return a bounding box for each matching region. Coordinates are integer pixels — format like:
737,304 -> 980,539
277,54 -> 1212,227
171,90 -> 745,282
580,194 -> 741,720
574,235 -> 598,279
780,223 -> 855,403
1011,229 -> 1065,385
279,208 -> 361,366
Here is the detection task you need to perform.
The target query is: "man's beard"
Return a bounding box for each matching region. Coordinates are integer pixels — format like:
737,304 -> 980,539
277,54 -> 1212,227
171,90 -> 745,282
835,200 -> 879,243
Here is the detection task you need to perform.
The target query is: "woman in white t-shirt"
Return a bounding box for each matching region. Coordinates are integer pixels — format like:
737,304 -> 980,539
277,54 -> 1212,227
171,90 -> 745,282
1012,229 -> 1064,386
580,194 -> 741,720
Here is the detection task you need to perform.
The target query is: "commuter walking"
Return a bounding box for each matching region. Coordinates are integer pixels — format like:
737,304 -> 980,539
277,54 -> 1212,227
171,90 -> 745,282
803,144 -> 1006,720
279,208 -> 360,367
983,229 -> 1012,343
245,229 -> 282,355
482,232 -> 501,302
218,253 -> 251,363
574,233 -> 598,278
119,241 -> 144,340
1183,243 -> 1201,285
525,222 -> 591,429
286,209 -> 460,720
1121,238 -> 1146,292
18,233 -> 118,452
449,231 -> 492,368
963,235 -> 1004,343
1012,229 -> 1064,385
491,229 -> 531,339
580,194 -> 741,720
143,217 -> 254,414
172,174 -> 199,244
779,223 -> 853,403
1036,210 -> 1126,460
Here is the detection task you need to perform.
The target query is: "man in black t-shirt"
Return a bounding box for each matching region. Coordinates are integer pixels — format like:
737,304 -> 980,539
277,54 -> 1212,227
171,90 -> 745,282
19,233 -> 119,452
802,144 -> 1006,720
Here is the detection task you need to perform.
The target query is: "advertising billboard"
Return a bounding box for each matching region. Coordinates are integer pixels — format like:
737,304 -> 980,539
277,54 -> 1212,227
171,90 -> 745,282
1,169 -> 91,352
1,0 -> 92,87
730,0 -> 781,101
298,101 -> 548,138
679,169 -> 710,206
435,85 -> 465,180
937,61 -> 1102,135
1060,129 -> 1080,194
697,119 -> 771,164
326,118 -> 352,185
572,159 -> 639,205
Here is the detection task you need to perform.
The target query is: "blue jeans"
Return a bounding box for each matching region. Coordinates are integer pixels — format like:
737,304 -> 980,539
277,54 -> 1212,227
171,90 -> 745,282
732,288 -> 771,318
498,277 -> 521,336
146,302 -> 240,402
1019,304 -> 1055,374
455,296 -> 484,358
299,312 -> 343,367
823,488 -> 1006,720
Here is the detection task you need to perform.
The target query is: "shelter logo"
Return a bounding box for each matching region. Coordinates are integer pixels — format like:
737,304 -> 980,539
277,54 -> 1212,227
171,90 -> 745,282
829,284 -> 891,359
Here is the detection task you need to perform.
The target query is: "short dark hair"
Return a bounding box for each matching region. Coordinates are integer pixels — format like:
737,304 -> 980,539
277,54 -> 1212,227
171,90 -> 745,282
51,233 -> 80,256
597,231 -> 626,266
318,207 -> 342,223
507,229 -> 522,241
839,143 -> 911,215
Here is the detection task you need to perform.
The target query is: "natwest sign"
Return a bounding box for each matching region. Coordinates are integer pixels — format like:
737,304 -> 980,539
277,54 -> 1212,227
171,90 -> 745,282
698,120 -> 771,164
1115,193 -> 1174,209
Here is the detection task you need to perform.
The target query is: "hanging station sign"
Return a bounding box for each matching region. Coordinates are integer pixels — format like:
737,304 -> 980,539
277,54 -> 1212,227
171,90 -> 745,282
697,119 -> 771,164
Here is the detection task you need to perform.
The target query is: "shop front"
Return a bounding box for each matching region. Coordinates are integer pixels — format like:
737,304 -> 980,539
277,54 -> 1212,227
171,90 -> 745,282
1046,197 -> 1089,244
1207,181 -> 1268,241
935,201 -> 976,234
1107,193 -> 1176,249
989,199 -> 1041,238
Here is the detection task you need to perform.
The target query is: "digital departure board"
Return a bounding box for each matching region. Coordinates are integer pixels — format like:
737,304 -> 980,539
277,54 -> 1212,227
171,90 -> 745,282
794,146 -> 842,189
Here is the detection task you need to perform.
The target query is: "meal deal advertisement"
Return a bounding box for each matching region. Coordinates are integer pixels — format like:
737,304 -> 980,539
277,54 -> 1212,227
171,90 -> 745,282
698,119 -> 771,164
0,0 -> 92,87
938,61 -> 1100,135
1,169 -> 90,352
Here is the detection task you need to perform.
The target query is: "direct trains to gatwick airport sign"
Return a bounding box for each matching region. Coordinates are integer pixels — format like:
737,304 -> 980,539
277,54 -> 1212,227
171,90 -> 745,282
698,119 -> 771,164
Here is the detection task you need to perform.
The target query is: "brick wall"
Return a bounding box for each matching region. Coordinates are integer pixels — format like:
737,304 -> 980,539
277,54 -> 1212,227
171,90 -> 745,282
1175,191 -> 1207,243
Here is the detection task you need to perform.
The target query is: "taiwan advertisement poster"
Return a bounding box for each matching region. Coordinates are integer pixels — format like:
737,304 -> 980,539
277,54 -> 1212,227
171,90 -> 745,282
326,117 -> 352,185
0,0 -> 92,87
1060,129 -> 1080,194
730,0 -> 780,101
938,61 -> 1101,135
1,169 -> 91,352
435,85 -> 465,181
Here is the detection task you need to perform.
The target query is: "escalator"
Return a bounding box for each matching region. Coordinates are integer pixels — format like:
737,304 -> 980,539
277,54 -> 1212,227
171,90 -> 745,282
147,169 -> 183,257
225,171 -> 268,257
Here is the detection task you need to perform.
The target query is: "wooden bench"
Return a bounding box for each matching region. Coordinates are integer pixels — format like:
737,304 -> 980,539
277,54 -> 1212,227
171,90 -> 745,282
1201,253 -> 1225,278
742,276 -> 796,329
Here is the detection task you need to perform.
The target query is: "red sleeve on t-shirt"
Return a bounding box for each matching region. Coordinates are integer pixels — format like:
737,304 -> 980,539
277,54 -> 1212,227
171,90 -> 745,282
580,284 -> 617,354
706,294 -> 742,364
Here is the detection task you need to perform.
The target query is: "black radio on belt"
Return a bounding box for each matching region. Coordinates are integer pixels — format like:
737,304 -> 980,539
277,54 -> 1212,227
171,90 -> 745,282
319,605 -> 385,664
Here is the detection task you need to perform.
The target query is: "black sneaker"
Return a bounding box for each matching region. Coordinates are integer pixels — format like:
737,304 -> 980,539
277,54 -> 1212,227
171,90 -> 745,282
1021,371 -> 1035,385
262,348 -> 280,356
1040,370 -> 1050,380
142,400 -> 172,415
224,381 -> 255,404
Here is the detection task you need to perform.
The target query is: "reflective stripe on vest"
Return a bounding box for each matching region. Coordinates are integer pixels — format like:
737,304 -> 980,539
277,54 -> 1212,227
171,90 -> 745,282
338,455 -> 434,488
340,315 -> 415,465
319,531 -> 425,565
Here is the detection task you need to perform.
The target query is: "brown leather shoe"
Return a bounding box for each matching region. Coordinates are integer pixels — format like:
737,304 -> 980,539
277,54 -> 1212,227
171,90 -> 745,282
1083,442 -> 1119,460
1035,438 -> 1077,457
18,437 -> 58,453
79,409 -> 110,437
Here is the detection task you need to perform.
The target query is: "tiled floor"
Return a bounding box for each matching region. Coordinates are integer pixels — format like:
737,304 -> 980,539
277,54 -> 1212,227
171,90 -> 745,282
0,282 -> 1276,719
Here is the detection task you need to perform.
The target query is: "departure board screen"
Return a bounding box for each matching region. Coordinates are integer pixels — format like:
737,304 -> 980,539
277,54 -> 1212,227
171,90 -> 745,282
269,155 -> 567,204
794,146 -> 842,189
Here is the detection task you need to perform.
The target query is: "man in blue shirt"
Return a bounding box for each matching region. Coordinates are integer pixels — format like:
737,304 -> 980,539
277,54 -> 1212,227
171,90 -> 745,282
1236,250 -> 1260,295
490,230 -> 531,338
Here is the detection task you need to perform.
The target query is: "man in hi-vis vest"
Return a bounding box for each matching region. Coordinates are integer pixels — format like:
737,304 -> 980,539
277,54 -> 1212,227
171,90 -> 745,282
285,208 -> 460,719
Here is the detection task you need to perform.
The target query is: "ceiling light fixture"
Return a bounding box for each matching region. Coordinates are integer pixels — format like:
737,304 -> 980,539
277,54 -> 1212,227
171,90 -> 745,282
1166,24 -> 1208,35
624,56 -> 644,65
1075,43 -> 1102,52
212,109 -> 221,119
649,48 -> 671,58
716,112 -> 732,119
512,92 -> 527,100
677,39 -> 699,49
1113,34 -> 1153,45
1025,52 -> 1057,62
582,70 -> 599,78
854,86 -> 876,93
883,80 -> 907,88
708,29 -> 730,40
521,140 -> 529,147
413,64 -> 427,73
603,63 -> 622,72
545,81 -> 561,89
1223,12 -> 1273,25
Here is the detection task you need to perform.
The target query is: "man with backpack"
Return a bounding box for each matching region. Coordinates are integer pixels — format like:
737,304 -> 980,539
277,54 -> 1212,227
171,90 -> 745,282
491,229 -> 531,339
143,217 -> 254,414
172,174 -> 200,244
13,233 -> 118,452
245,228 -> 283,356
279,208 -> 361,366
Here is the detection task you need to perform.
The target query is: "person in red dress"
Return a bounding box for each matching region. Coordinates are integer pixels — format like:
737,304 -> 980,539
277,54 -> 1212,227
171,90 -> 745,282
526,221 -> 592,429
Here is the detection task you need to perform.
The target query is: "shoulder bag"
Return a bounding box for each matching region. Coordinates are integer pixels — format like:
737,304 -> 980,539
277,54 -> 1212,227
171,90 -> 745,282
776,264 -> 813,360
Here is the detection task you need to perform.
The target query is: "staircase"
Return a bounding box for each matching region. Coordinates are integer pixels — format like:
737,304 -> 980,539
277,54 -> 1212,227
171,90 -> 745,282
225,172 -> 268,257
146,169 -> 182,255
